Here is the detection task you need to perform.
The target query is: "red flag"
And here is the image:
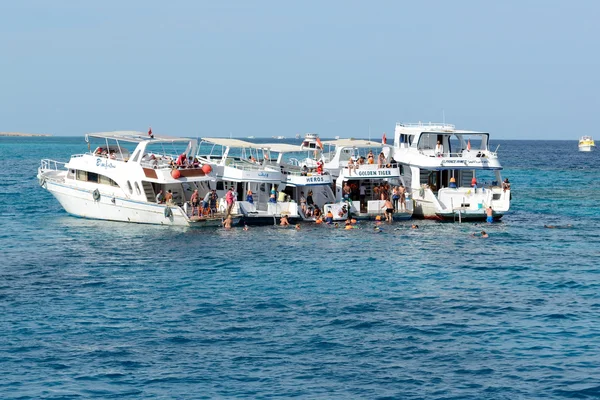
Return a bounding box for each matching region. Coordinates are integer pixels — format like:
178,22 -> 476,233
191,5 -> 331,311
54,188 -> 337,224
467,139 -> 471,151
316,137 -> 323,149
148,127 -> 153,137
382,132 -> 387,145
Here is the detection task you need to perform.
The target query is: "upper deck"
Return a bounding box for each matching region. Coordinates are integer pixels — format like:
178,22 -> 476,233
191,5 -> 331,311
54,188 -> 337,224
393,122 -> 502,170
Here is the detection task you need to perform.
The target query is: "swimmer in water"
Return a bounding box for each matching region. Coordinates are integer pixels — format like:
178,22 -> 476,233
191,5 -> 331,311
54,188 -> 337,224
544,224 -> 573,229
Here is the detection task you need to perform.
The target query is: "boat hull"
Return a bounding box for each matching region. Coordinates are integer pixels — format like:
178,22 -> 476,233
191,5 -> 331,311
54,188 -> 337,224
44,180 -> 224,227
579,145 -> 593,152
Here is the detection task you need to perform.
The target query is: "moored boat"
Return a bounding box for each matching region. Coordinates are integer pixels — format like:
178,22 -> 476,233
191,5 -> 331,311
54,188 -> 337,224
391,122 -> 510,221
197,138 -> 300,225
319,139 -> 413,221
37,131 -> 240,227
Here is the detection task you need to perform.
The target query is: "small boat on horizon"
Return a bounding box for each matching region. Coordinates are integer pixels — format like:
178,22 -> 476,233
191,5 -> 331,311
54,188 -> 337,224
579,136 -> 595,152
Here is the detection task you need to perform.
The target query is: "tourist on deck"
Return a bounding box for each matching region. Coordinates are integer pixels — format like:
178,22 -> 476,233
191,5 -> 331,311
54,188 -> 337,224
316,160 -> 324,175
378,152 -> 386,168
399,184 -> 406,210
367,150 -> 374,164
226,187 -> 235,215
449,177 -> 457,188
502,178 -> 511,192
300,191 -> 307,214
246,189 -> 254,204
306,191 -> 314,208
269,188 -> 277,203
278,189 -> 287,202
176,153 -> 187,167
209,190 -> 218,215
313,206 -> 321,219
359,183 -> 366,210
392,186 -> 400,212
347,158 -> 356,175
156,190 -> 164,204
164,190 -> 174,205
203,191 -> 212,213
382,198 -> 394,222
301,165 -> 309,176
343,183 -> 351,201
435,140 -> 443,156
190,189 -> 200,216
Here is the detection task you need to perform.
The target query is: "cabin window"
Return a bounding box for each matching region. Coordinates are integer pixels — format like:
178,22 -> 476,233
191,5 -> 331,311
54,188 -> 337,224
134,182 -> 141,195
67,169 -> 75,179
76,170 -> 87,181
216,181 -> 225,190
87,172 -> 99,183
99,175 -> 113,186
127,181 -> 133,194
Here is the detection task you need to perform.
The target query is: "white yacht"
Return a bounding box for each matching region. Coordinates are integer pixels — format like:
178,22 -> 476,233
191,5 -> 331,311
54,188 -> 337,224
197,138 -> 300,225
37,131 -> 239,227
579,136 -> 595,152
391,122 -> 510,221
319,139 -> 413,221
260,143 -> 335,221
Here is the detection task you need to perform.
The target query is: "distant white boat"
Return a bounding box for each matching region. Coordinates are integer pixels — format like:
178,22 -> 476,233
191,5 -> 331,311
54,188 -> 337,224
334,135 -> 340,140
579,136 -> 595,152
272,135 -> 285,140
247,136 -> 255,139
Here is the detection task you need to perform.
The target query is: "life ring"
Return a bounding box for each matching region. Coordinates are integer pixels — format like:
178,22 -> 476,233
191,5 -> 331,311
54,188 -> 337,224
92,189 -> 101,201
164,206 -> 173,218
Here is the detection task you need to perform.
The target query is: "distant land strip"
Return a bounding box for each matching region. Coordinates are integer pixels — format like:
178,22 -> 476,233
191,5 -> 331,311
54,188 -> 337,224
0,132 -> 52,137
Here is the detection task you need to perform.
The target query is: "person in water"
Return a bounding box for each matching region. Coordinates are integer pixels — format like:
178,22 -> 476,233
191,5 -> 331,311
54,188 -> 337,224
223,216 -> 232,229
280,215 -> 290,226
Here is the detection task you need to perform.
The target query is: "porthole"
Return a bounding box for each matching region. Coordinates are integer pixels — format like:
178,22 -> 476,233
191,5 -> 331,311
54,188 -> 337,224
127,181 -> 133,194
134,182 -> 141,196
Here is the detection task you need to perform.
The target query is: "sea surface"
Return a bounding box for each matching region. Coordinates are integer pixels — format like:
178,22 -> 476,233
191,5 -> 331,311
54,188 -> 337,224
1,137 -> 599,399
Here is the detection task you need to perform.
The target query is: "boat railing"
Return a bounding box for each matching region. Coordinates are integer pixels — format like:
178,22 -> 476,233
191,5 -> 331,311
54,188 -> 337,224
40,159 -> 67,171
418,149 -> 498,159
397,122 -> 456,130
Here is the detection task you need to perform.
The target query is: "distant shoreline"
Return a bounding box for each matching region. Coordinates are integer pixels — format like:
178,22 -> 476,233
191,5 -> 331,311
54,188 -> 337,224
0,132 -> 52,137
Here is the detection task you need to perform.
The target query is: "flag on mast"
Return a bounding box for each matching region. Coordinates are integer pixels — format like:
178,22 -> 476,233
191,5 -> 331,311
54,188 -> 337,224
382,132 -> 387,145
467,139 -> 471,151
148,127 -> 153,138
316,137 -> 323,149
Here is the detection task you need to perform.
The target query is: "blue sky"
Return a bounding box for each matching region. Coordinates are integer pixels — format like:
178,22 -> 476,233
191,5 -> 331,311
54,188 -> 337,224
1,0 -> 599,139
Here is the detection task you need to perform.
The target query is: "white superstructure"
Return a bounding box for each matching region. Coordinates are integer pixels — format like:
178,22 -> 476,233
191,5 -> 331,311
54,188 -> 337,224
38,131 -> 237,227
319,139 -> 413,221
261,143 -> 335,221
392,122 -> 510,221
197,138 -> 300,224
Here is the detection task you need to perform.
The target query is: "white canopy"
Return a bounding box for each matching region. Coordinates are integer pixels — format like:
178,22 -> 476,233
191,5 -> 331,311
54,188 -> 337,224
322,138 -> 386,148
200,137 -> 267,150
259,143 -> 304,153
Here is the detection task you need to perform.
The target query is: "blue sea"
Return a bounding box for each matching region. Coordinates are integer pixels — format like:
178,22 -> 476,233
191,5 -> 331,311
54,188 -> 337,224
1,137 -> 599,399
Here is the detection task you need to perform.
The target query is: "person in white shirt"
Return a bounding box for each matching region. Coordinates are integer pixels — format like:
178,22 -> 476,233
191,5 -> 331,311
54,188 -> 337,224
435,140 -> 443,156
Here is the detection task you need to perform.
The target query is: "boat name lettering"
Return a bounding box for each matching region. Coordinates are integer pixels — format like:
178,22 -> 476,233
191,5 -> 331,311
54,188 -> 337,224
357,170 -> 392,176
306,176 -> 324,183
258,172 -> 269,177
96,158 -> 116,168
